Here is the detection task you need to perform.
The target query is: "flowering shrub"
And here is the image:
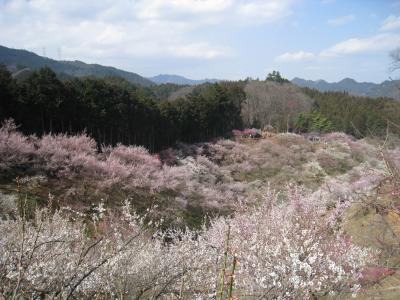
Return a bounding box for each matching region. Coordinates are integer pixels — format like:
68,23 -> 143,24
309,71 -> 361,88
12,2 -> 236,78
36,133 -> 98,177
2,120 -> 395,298
0,120 -> 394,230
201,187 -> 372,299
361,266 -> 396,284
105,144 -> 161,169
0,200 -> 191,299
0,187 -> 374,299
0,119 -> 35,174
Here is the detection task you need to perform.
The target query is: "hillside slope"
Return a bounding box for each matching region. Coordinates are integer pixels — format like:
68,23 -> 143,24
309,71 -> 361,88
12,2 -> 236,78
0,45 -> 154,86
1,120 -> 399,298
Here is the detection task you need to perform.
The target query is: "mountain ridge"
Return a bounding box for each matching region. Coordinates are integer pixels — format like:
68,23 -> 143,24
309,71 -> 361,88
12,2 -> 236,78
292,77 -> 400,100
0,45 -> 154,86
149,74 -> 220,85
2,44 -> 399,98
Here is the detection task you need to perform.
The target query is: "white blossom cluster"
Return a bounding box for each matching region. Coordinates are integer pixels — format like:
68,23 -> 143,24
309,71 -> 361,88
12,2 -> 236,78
0,187 -> 372,299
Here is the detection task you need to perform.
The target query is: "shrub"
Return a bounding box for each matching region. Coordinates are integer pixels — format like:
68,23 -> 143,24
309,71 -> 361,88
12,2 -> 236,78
0,188 -> 373,299
36,133 -> 97,177
0,119 -> 35,174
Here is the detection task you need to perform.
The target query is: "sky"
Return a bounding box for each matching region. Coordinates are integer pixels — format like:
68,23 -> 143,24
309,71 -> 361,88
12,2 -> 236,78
0,0 -> 400,83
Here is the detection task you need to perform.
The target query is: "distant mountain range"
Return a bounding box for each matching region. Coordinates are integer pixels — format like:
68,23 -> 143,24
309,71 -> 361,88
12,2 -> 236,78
292,77 -> 400,100
0,45 -> 154,86
2,45 -> 399,99
149,74 -> 220,85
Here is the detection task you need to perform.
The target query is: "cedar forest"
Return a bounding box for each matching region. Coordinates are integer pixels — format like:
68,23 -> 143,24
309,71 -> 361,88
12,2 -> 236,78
1,66 -> 400,152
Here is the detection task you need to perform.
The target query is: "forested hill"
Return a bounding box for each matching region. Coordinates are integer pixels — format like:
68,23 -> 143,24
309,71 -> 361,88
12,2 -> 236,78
1,65 -> 400,153
0,45 -> 154,86
0,65 -> 244,152
292,77 -> 400,100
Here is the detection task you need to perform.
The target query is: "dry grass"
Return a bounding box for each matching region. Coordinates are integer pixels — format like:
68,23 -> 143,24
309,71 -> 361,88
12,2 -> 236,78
344,179 -> 400,299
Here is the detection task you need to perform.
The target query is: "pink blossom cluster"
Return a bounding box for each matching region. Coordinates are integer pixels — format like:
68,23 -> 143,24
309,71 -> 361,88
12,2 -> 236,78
0,119 -> 35,173
0,119 -> 392,227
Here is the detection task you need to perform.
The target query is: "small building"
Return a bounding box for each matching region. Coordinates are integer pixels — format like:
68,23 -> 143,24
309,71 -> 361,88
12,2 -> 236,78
232,128 -> 262,139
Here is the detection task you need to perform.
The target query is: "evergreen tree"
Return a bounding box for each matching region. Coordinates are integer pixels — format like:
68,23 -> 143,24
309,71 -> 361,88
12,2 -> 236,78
266,71 -> 289,84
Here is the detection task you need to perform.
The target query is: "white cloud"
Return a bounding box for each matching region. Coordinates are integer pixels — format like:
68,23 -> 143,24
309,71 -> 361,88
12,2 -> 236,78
327,14 -> 355,27
166,43 -> 231,59
381,15 -> 400,31
283,32 -> 400,63
0,0 -> 295,62
276,51 -> 315,62
320,33 -> 400,57
237,0 -> 294,24
0,0 -> 225,61
135,0 -> 234,20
